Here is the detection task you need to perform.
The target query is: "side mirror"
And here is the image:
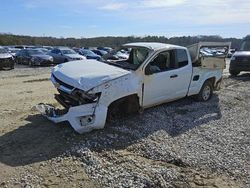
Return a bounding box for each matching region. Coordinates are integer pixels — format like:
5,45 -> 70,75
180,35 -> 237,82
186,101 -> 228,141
145,66 -> 152,75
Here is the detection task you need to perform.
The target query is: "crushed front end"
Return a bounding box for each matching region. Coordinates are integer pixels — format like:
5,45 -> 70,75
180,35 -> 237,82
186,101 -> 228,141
36,74 -> 108,134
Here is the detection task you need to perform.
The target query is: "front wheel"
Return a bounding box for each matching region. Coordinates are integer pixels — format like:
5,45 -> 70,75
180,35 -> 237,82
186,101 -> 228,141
195,81 -> 213,102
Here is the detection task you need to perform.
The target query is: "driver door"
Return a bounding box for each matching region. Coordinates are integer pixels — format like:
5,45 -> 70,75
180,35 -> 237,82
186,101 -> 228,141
142,49 -> 191,107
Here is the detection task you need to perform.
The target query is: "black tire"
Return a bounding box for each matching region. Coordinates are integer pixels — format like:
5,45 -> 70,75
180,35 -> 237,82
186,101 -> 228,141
64,59 -> 68,62
229,70 -> 240,76
195,80 -> 213,102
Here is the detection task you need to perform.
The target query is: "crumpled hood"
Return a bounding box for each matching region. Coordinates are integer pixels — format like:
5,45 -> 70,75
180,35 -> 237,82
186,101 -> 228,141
233,51 -> 250,56
0,53 -> 12,59
52,59 -> 131,91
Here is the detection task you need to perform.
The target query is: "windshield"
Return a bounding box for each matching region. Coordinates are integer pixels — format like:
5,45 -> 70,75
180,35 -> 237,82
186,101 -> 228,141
103,47 -> 150,70
27,49 -> 44,55
240,41 -> 250,51
61,49 -> 77,55
0,48 -> 8,54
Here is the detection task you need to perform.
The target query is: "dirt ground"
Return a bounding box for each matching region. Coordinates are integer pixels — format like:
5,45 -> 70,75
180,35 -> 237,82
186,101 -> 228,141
0,63 -> 249,187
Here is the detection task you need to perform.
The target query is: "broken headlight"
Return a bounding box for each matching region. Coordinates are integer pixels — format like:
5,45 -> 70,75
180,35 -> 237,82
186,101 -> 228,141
73,89 -> 101,102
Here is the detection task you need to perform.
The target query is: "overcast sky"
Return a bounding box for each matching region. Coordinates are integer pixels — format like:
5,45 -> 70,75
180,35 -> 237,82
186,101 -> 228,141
0,0 -> 249,38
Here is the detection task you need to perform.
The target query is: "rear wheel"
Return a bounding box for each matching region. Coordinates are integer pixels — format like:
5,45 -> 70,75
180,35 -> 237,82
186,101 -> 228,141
229,70 -> 240,76
195,80 -> 213,102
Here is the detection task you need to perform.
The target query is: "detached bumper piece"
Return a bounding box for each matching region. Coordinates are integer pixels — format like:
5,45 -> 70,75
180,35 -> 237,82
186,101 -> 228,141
36,103 -> 108,134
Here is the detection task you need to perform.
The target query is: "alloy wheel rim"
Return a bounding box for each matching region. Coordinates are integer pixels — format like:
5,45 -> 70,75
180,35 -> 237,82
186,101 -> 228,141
202,85 -> 211,101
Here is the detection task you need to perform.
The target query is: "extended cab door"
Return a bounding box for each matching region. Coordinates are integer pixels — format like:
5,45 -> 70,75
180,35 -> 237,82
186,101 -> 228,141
142,49 -> 192,108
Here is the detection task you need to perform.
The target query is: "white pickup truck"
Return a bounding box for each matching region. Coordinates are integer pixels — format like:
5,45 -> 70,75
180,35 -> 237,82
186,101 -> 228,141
37,42 -> 230,134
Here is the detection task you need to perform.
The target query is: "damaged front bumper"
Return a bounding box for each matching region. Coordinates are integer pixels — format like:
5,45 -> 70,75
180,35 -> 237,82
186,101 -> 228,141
36,73 -> 108,134
36,103 -> 108,134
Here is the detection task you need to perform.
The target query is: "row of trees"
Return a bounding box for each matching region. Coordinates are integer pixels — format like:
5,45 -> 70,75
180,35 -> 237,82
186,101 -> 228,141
0,34 -> 243,49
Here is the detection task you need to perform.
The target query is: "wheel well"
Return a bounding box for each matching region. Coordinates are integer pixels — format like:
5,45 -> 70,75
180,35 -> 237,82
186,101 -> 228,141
108,94 -> 140,115
206,77 -> 216,88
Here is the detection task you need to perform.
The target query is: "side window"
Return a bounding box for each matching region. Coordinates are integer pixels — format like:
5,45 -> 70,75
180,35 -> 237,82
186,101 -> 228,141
51,49 -> 59,54
146,50 -> 175,74
176,49 -> 188,68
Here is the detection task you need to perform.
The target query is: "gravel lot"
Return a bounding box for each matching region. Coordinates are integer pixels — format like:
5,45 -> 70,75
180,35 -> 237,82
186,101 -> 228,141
0,62 -> 249,188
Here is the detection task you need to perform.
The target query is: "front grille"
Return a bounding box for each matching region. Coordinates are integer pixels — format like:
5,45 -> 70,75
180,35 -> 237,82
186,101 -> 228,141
52,74 -> 74,90
56,90 -> 79,108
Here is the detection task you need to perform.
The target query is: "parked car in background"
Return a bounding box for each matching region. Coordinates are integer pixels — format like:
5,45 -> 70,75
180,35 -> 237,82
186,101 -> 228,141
97,47 -> 113,52
0,47 -> 15,70
15,49 -> 54,66
43,46 -> 53,51
78,49 -> 101,60
200,48 -> 213,57
7,48 -> 20,58
230,37 -> 250,76
35,48 -> 50,54
103,48 -> 130,60
48,47 -> 86,64
14,45 -> 28,49
116,51 -> 129,59
91,49 -> 108,57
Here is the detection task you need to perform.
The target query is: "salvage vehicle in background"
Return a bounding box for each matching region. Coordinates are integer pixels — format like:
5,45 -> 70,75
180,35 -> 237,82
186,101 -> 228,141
91,49 -> 108,57
7,48 -> 20,58
48,47 -> 86,64
97,47 -> 113,53
37,42 -> 230,134
15,49 -> 54,66
34,48 -> 50,54
77,49 -> 101,60
229,36 -> 250,76
0,47 -> 15,70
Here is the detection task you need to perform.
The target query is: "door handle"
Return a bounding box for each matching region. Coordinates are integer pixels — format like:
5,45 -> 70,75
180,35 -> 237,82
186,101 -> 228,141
170,74 -> 178,78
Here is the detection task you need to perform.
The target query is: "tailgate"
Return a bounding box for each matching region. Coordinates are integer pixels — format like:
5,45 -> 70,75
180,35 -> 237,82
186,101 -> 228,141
187,42 -> 231,69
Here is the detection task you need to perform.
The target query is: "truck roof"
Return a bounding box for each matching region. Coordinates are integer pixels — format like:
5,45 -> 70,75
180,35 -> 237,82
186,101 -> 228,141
123,42 -> 186,51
